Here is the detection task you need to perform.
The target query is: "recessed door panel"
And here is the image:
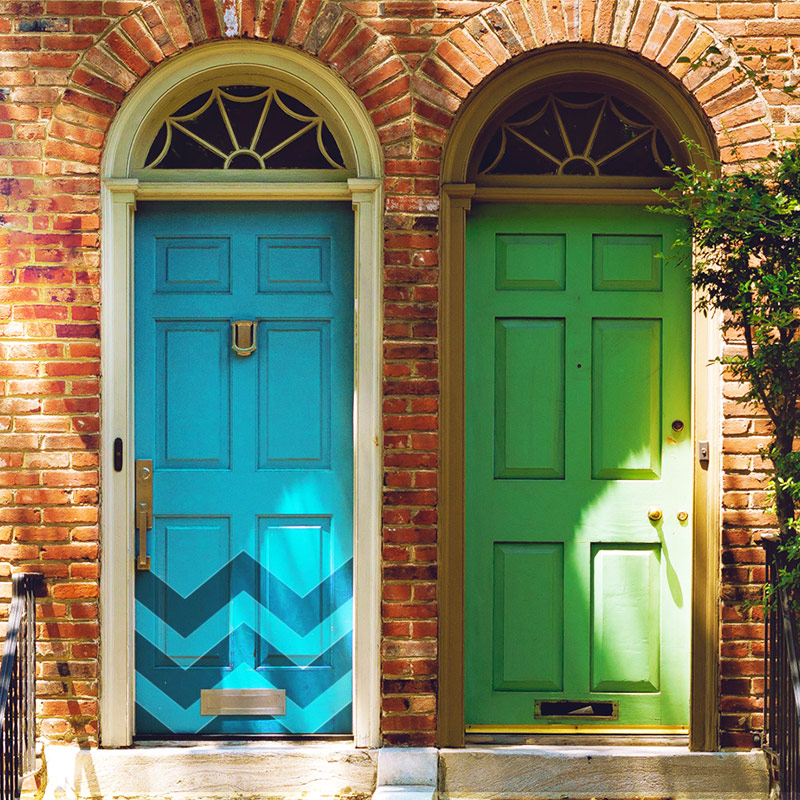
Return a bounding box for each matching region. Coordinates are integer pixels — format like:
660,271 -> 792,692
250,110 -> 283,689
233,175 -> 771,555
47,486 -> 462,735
494,318 -> 565,479
135,201 -> 354,735
592,318 -> 661,480
493,542 -> 563,691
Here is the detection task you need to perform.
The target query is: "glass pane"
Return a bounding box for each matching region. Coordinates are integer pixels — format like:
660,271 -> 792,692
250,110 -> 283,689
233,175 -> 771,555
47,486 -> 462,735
144,85 -> 345,171
478,91 -> 677,180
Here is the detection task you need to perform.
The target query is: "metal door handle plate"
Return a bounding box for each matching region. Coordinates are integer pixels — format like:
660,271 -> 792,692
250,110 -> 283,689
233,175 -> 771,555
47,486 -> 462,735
231,320 -> 257,357
135,460 -> 153,570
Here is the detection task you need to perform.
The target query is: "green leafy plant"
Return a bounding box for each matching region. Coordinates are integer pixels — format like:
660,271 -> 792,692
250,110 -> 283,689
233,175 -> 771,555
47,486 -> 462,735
650,140 -> 800,601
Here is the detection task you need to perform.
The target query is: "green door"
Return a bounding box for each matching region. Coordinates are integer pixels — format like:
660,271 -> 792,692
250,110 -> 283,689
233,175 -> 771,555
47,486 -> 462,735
465,204 -> 691,728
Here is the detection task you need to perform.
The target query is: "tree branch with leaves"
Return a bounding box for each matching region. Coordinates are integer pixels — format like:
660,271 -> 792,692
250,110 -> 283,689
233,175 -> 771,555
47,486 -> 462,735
651,140 -> 800,599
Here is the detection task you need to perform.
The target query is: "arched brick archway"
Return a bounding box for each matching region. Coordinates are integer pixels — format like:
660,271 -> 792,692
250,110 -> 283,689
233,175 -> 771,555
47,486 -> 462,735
415,0 -> 771,163
44,0 -> 411,176
45,0 -> 771,178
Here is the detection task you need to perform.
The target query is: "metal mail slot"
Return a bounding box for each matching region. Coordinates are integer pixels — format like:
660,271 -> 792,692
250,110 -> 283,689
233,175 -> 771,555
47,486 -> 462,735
535,699 -> 619,720
200,689 -> 286,716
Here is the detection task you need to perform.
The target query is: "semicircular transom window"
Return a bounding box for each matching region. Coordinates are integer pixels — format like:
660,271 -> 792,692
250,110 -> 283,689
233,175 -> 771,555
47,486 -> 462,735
144,85 -> 346,171
478,91 -> 678,179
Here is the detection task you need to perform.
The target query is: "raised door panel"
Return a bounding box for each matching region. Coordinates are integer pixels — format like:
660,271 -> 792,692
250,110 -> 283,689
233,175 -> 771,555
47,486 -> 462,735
256,517 -> 333,667
495,234 -> 566,291
493,542 -> 564,691
157,322 -> 231,470
591,544 -> 661,692
591,318 -> 662,480
155,517 -> 231,668
155,237 -> 232,294
257,323 -> 331,469
592,235 -> 662,291
494,319 -> 565,479
258,237 -> 331,293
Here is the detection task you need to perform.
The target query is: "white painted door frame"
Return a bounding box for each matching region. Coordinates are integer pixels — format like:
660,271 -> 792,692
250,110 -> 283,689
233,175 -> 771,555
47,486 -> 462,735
99,43 -> 383,748
100,178 -> 383,748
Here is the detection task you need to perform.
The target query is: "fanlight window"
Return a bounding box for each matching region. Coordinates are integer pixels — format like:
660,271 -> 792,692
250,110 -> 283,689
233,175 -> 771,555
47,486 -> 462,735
144,85 -> 346,171
478,91 -> 677,178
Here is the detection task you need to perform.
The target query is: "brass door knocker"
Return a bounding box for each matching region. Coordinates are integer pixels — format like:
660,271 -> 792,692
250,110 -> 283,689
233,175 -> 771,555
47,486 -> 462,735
231,320 -> 257,356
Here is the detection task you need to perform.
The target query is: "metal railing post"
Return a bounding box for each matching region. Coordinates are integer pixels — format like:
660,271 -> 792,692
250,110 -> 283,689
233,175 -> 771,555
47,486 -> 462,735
0,574 -> 44,800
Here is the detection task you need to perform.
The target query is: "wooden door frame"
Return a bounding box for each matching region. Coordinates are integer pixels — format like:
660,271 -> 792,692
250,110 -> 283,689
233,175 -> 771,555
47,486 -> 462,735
438,47 -> 722,752
99,42 -> 383,748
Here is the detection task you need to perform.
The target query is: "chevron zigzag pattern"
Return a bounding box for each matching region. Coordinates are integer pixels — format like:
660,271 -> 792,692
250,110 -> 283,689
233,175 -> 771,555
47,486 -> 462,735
136,552 -> 353,734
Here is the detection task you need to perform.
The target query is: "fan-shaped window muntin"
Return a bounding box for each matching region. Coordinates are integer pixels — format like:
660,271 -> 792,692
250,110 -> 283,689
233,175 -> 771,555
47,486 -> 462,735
143,84 -> 347,172
475,90 -> 681,185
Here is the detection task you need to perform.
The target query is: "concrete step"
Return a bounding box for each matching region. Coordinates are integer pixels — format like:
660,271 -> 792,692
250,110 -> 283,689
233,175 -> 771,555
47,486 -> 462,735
439,745 -> 770,800
42,742 -> 770,800
43,741 -> 378,800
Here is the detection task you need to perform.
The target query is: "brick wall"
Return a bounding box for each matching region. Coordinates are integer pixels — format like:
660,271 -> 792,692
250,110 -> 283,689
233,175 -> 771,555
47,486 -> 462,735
0,0 -> 792,748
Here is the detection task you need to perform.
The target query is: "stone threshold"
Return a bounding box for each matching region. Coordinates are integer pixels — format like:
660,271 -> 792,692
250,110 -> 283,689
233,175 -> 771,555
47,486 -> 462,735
43,741 -> 378,800
440,744 -> 770,800
41,741 -> 769,800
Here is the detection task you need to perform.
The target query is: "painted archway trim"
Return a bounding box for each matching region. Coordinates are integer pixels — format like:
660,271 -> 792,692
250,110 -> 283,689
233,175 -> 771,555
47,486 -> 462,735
99,41 -> 383,748
438,45 -> 728,752
442,46 -> 719,184
101,42 -> 383,180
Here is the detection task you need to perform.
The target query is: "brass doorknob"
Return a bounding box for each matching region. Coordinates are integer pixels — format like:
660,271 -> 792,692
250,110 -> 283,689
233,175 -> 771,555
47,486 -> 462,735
677,510 -> 689,523
647,506 -> 663,521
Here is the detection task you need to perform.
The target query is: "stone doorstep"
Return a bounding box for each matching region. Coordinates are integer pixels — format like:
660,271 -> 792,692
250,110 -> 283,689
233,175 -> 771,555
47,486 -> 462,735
439,746 -> 771,800
41,743 -> 770,800
42,741 -> 378,800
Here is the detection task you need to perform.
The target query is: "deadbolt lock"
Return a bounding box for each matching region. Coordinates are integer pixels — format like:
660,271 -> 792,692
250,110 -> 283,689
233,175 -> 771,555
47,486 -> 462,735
647,506 -> 663,522
677,510 -> 689,523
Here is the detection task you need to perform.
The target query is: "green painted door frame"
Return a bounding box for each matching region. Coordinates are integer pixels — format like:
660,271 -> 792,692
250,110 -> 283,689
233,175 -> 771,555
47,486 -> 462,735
464,203 -> 692,729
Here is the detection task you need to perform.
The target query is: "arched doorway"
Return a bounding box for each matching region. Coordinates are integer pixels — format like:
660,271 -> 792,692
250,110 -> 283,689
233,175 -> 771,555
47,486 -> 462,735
99,42 -> 382,747
439,46 -> 721,751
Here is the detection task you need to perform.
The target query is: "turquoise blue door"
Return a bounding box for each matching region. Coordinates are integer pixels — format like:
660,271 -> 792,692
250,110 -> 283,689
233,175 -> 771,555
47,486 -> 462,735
133,201 -> 354,735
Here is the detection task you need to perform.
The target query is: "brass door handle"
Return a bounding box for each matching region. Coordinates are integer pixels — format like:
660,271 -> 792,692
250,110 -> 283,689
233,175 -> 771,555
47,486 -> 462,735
647,506 -> 663,522
135,460 -> 153,570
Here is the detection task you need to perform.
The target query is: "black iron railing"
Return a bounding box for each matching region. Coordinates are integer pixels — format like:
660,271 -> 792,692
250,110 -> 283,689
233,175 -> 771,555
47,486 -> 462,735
0,574 -> 43,800
764,535 -> 800,800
